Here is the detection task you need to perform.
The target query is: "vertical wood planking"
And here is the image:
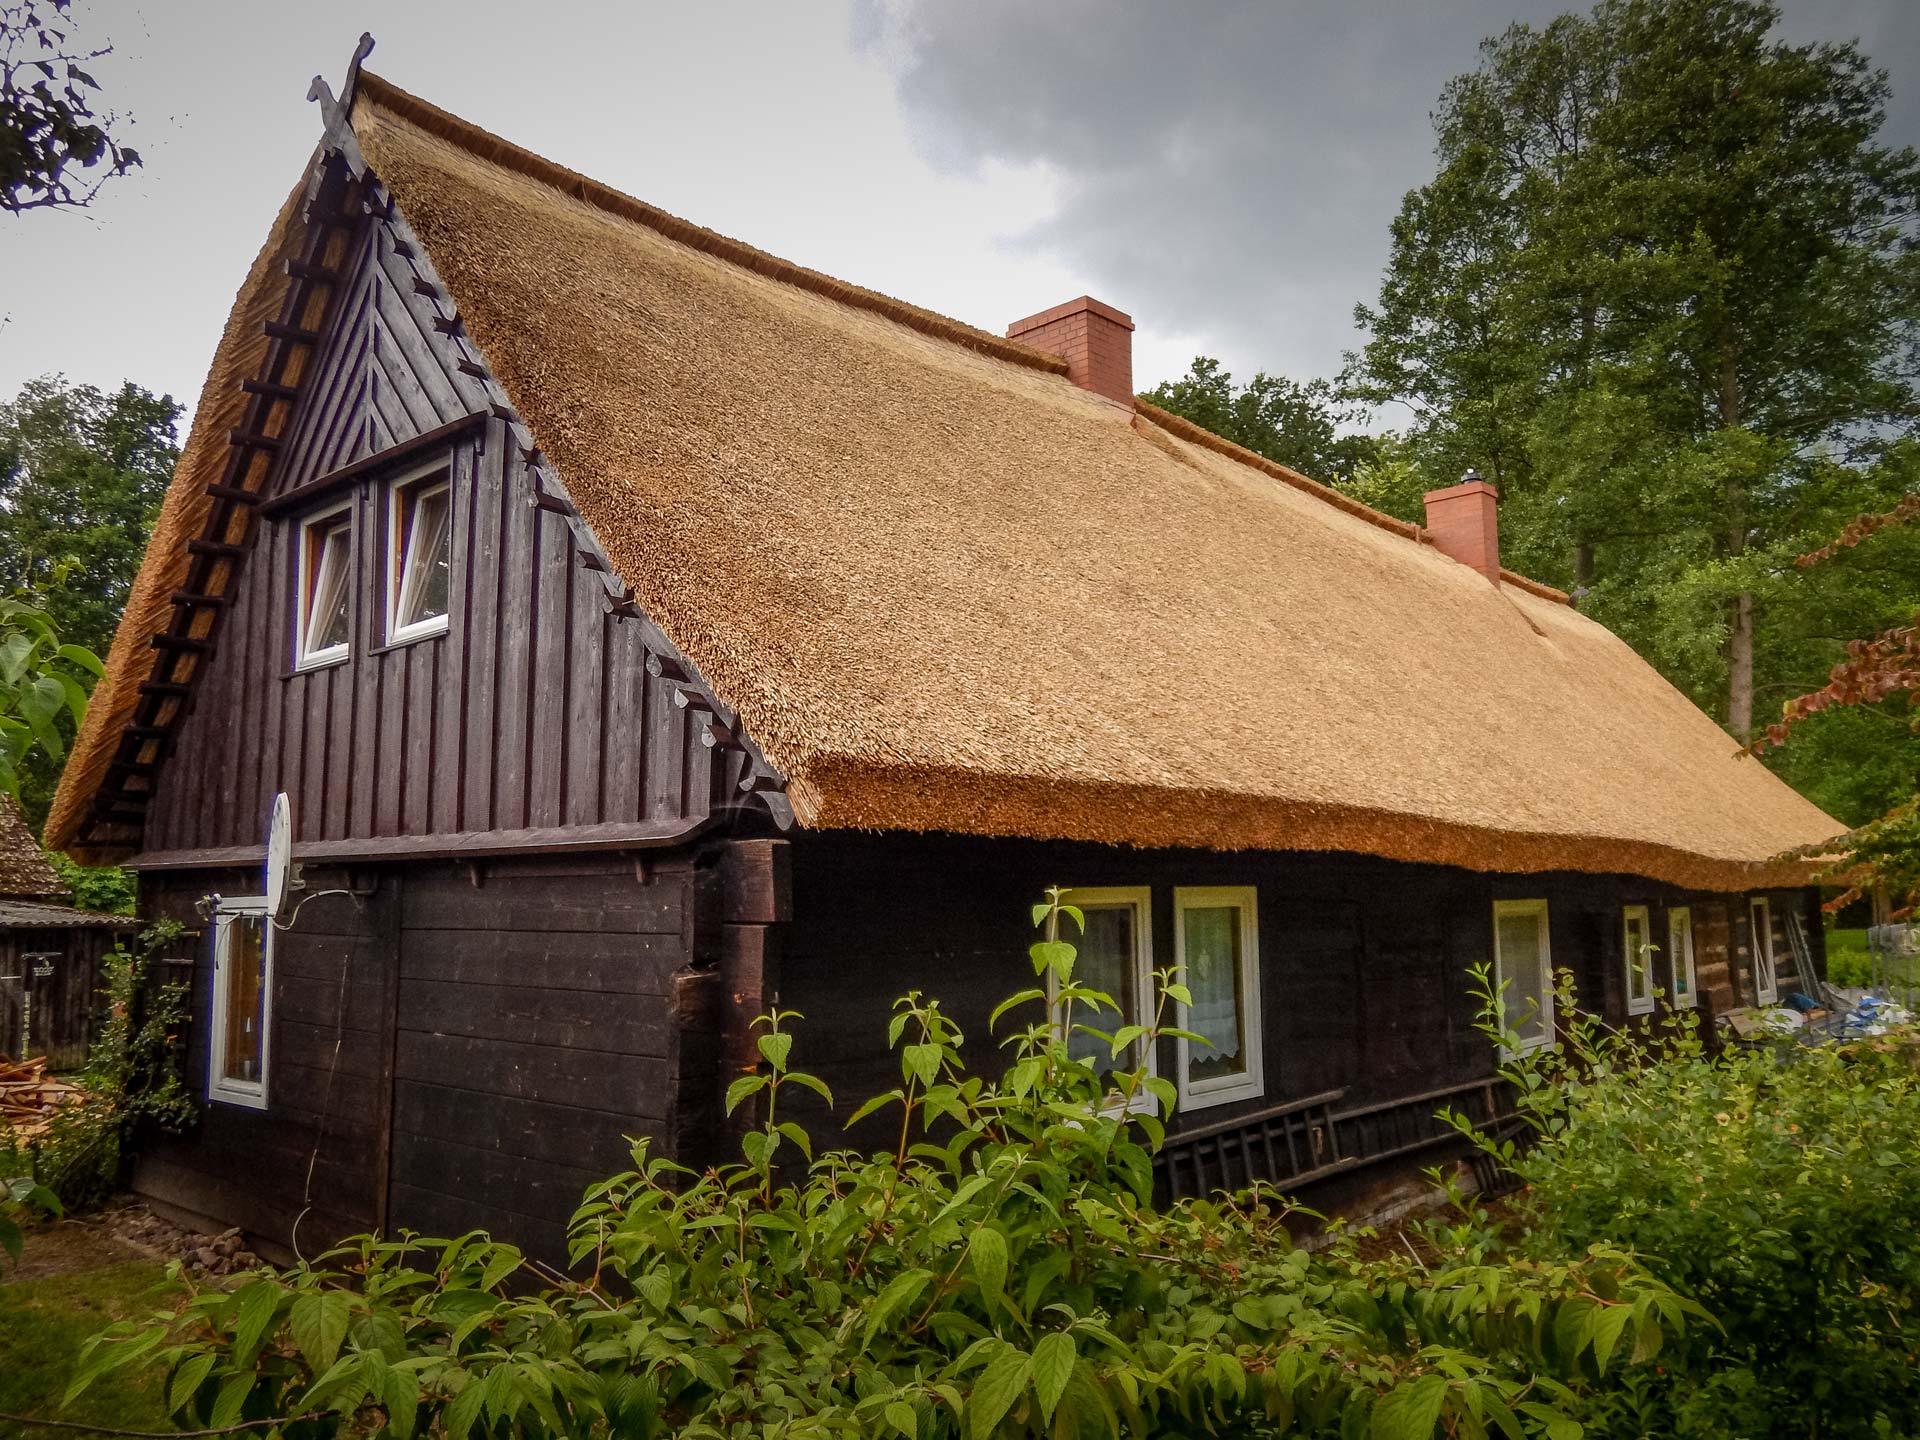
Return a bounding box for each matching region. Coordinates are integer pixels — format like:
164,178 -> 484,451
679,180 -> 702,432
527,513 -> 569,827
461,433 -> 505,833
493,451 -> 534,831
566,575 -> 606,827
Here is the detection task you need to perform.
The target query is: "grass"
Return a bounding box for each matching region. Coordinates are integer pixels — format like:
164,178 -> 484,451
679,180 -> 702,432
0,1228 -> 180,1440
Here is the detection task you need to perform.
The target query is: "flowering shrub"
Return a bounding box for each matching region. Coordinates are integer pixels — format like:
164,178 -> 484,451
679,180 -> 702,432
65,896 -> 1700,1439
1454,968 -> 1920,1438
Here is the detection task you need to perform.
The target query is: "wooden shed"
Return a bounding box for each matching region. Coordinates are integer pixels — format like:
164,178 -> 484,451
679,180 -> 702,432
0,798 -> 135,1069
46,51 -> 1846,1260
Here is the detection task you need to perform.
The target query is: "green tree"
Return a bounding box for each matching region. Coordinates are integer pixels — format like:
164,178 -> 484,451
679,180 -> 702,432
0,0 -> 139,214
0,595 -> 100,803
0,375 -> 179,657
1142,357 -> 1379,485
1350,0 -> 1920,744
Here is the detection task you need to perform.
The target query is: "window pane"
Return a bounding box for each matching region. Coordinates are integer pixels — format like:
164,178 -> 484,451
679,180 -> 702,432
222,915 -> 266,1084
1625,910 -> 1651,1005
1671,912 -> 1694,1001
307,522 -> 351,653
396,480 -> 451,630
1066,905 -> 1136,1073
1184,904 -> 1247,1082
1498,910 -> 1548,1046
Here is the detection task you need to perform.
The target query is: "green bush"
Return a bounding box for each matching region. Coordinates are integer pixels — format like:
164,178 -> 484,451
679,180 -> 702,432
1456,968 -> 1920,1438
68,894 -> 1702,1439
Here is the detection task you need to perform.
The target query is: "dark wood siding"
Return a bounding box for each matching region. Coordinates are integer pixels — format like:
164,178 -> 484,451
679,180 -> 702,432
140,213 -> 726,857
386,860 -> 690,1260
133,856 -> 699,1262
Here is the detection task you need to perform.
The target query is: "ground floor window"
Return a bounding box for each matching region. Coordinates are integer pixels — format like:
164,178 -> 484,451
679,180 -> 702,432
209,896 -> 272,1109
1623,905 -> 1655,1016
1174,887 -> 1263,1110
1054,887 -> 1153,1079
1749,896 -> 1777,1005
1668,905 -> 1698,1007
1493,899 -> 1554,1051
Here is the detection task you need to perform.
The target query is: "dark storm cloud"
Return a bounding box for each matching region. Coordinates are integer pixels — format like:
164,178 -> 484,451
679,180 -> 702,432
859,0 -> 1920,394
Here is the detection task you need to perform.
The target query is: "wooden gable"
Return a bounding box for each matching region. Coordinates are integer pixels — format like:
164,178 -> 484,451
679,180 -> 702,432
127,169 -> 776,864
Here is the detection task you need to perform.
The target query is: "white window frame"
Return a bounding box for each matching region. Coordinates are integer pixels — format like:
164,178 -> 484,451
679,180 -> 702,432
385,458 -> 453,645
1622,905 -> 1655,1016
1492,899 -> 1555,1053
1173,886 -> 1264,1112
294,500 -> 353,670
1668,906 -> 1699,1008
1750,896 -> 1778,1005
1052,887 -> 1156,1104
208,895 -> 273,1110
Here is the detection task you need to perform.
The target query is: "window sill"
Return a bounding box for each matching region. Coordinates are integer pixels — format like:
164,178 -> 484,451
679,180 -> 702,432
1179,1079 -> 1265,1113
380,616 -> 449,652
208,1086 -> 267,1112
286,652 -> 349,679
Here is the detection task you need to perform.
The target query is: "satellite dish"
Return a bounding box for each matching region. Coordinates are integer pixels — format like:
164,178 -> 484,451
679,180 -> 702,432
265,792 -> 293,917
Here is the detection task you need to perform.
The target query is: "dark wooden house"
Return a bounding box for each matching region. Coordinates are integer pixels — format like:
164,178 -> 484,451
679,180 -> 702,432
0,797 -> 135,1069
48,55 -> 1844,1260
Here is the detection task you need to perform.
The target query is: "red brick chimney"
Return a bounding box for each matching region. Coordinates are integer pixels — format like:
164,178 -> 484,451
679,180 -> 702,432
1006,296 -> 1135,407
1422,470 -> 1502,583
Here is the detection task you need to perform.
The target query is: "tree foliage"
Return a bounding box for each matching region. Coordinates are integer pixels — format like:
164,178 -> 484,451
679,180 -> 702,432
0,594 -> 99,802
1348,0 -> 1920,747
1142,358 -> 1379,486
0,0 -> 137,214
0,375 -> 180,657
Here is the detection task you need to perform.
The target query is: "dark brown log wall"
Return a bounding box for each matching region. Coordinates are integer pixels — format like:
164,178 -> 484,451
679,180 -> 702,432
140,212 -> 726,858
133,855 -> 704,1262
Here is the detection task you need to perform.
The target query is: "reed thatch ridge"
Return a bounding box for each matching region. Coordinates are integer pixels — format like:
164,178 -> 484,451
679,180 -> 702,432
49,72 -> 1845,889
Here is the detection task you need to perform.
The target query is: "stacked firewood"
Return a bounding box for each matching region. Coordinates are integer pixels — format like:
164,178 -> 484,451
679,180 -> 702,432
0,1056 -> 85,1139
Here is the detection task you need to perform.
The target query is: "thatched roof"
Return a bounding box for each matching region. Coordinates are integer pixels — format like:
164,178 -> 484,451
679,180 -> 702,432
0,796 -> 64,900
50,73 -> 1846,889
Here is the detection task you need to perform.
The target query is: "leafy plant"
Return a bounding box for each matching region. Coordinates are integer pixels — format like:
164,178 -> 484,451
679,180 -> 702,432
0,1173 -> 60,1269
1449,964 -> 1920,1438
68,894 -> 1699,1438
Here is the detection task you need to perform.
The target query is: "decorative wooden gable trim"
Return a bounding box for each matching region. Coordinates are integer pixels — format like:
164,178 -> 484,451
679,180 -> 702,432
76,40 -> 790,854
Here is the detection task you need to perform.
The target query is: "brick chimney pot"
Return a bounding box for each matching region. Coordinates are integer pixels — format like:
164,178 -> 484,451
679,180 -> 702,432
1006,295 -> 1135,407
1423,477 -> 1502,584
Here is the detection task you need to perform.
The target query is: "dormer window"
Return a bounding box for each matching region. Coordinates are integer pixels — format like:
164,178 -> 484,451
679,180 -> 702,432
295,502 -> 353,669
387,462 -> 452,643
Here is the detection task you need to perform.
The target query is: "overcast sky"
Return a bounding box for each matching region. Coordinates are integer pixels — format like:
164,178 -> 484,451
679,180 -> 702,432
2,0 -> 1914,434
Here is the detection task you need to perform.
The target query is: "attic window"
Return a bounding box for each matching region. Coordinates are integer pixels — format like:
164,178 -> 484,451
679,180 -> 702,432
387,462 -> 451,643
295,503 -> 352,669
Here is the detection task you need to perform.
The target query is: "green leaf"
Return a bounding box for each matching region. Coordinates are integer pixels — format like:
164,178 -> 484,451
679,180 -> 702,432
864,1267 -> 935,1346
725,1074 -> 767,1114
208,1371 -> 254,1430
55,643 -> 104,677
784,1070 -> 834,1106
229,1281 -> 282,1364
445,1379 -> 488,1440
966,1349 -> 1031,1440
1030,940 -> 1076,981
1371,1375 -> 1449,1440
903,1043 -> 944,1088
289,1291 -> 351,1371
480,1245 -> 522,1293
885,1398 -> 919,1438
968,1226 -> 1007,1304
168,1352 -> 217,1415
777,1120 -> 813,1161
1031,1332 -> 1074,1423
757,1030 -> 794,1073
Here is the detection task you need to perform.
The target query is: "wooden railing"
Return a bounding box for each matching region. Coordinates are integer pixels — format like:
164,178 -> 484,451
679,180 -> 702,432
1154,1076 -> 1518,1204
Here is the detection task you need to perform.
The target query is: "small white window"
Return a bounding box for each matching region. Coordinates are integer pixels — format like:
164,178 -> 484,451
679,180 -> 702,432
1668,906 -> 1698,1008
295,503 -> 352,669
209,896 -> 272,1109
1750,896 -> 1778,1005
1053,887 -> 1155,1088
1173,887 -> 1263,1110
387,461 -> 452,643
1623,905 -> 1655,1016
1493,899 -> 1554,1052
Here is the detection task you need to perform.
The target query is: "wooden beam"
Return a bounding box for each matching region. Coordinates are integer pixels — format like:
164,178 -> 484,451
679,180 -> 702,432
227,428 -> 282,451
138,680 -> 191,698
529,488 -> 571,516
430,315 -> 464,338
122,815 -> 719,870
240,378 -> 299,401
645,651 -> 690,684
187,538 -> 246,560
150,633 -> 213,655
456,359 -> 488,380
203,483 -> 263,505
169,590 -> 231,609
259,412 -> 488,517
411,276 -> 438,298
263,321 -> 321,345
283,257 -> 339,284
